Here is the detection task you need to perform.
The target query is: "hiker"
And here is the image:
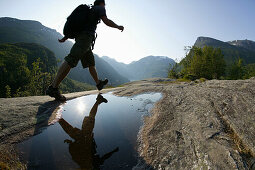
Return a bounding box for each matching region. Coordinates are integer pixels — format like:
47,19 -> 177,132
46,0 -> 124,101
59,94 -> 119,169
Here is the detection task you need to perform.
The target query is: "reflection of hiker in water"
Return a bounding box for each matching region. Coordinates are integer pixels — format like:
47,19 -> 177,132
59,94 -> 119,169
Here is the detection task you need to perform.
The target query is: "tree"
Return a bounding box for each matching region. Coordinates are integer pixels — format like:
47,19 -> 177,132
228,58 -> 244,80
0,48 -> 30,97
168,63 -> 179,79
25,58 -> 53,96
178,46 -> 226,80
243,64 -> 255,79
5,85 -> 11,98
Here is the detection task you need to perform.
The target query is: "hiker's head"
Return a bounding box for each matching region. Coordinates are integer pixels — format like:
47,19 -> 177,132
94,0 -> 105,6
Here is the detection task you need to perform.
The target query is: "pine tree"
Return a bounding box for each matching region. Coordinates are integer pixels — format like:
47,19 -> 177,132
178,46 -> 226,80
5,85 -> 11,98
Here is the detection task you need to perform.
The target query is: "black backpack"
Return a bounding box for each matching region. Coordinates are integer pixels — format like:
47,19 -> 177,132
63,4 -> 92,39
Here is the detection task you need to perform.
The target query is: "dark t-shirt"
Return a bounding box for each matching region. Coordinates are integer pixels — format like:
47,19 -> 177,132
85,5 -> 107,34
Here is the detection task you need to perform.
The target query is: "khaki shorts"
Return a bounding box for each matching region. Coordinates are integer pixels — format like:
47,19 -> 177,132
65,32 -> 95,68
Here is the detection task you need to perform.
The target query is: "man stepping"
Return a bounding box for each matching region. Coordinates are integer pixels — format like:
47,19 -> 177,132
46,0 -> 124,101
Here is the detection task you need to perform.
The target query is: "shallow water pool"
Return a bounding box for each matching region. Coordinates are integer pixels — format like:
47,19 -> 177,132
17,92 -> 162,169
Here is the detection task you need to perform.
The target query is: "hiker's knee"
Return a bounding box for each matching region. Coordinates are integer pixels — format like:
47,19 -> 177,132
63,61 -> 72,69
89,66 -> 96,70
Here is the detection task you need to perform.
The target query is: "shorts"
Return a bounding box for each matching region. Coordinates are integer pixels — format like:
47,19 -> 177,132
64,32 -> 95,68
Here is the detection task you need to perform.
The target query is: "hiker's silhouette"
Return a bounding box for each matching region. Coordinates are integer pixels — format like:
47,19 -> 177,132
58,94 -> 119,169
46,0 -> 124,101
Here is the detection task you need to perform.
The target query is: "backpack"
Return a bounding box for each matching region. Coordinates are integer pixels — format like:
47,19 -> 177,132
63,4 -> 92,39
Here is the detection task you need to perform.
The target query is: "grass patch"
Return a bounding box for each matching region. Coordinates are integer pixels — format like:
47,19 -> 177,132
212,103 -> 255,168
159,78 -> 191,84
103,85 -> 116,89
0,148 -> 26,170
117,84 -> 125,87
194,78 -> 207,84
177,78 -> 192,82
0,162 -> 10,170
199,78 -> 207,82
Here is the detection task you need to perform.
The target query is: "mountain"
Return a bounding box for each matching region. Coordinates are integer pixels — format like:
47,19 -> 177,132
68,54 -> 130,86
228,39 -> 255,52
0,42 -> 57,72
0,17 -> 72,59
194,37 -> 255,65
0,17 -> 129,85
0,42 -> 95,97
102,56 -> 176,80
101,56 -> 132,78
128,56 -> 175,80
0,43 -> 57,94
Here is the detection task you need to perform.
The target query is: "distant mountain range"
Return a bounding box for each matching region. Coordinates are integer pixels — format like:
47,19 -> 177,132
0,17 -> 129,85
0,17 -> 72,59
0,17 -> 175,84
102,56 -> 176,80
194,37 -> 255,65
68,54 -> 130,86
228,40 -> 255,52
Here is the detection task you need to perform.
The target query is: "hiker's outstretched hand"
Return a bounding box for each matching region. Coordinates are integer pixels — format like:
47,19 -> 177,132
58,37 -> 68,43
118,26 -> 124,32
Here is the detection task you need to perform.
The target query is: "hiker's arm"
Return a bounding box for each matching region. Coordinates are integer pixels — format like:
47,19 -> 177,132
58,37 -> 68,43
101,16 -> 124,32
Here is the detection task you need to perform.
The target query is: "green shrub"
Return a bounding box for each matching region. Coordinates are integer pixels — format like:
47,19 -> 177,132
183,74 -> 197,81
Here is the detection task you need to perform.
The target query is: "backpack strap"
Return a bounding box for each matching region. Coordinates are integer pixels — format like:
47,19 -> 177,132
91,32 -> 97,50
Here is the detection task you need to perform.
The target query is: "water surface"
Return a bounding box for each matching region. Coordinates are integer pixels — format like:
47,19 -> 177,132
18,92 -> 161,169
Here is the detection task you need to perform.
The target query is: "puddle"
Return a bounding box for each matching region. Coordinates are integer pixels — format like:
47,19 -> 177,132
17,92 -> 162,169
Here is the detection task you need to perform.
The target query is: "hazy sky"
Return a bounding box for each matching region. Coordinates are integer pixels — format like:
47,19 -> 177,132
0,0 -> 255,63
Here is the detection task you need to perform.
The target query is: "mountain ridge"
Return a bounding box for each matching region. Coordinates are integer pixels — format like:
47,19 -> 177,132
228,39 -> 255,52
102,55 -> 176,80
0,17 -> 73,59
194,36 -> 255,65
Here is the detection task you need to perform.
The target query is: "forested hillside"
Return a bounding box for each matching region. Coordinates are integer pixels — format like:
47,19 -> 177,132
194,37 -> 255,65
0,43 -> 94,98
168,37 -> 255,80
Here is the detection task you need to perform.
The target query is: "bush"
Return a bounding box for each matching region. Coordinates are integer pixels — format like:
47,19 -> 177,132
183,74 -> 197,81
170,46 -> 226,80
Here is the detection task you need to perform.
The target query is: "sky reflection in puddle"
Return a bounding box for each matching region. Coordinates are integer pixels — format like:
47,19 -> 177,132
17,92 -> 162,169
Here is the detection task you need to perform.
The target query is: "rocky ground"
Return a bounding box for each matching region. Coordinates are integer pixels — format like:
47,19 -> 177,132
1,78 -> 255,169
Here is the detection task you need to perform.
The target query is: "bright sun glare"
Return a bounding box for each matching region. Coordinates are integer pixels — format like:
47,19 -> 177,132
76,99 -> 86,114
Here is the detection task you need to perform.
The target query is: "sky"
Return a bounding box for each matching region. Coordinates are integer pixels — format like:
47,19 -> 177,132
0,0 -> 255,64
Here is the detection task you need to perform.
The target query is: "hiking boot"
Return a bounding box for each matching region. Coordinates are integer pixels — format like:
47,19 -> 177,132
46,85 -> 66,102
96,79 -> 108,91
96,93 -> 108,103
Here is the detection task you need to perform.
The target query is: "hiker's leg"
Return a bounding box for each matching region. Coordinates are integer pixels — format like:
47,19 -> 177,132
82,48 -> 99,85
100,147 -> 119,164
89,66 -> 100,85
52,61 -> 71,88
81,101 -> 99,132
81,94 -> 107,131
89,100 -> 100,118
59,118 -> 80,139
89,94 -> 107,119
